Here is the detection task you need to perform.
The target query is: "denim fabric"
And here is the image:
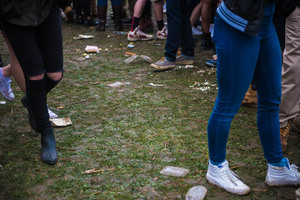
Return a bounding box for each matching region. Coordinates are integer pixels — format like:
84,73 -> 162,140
164,0 -> 194,62
97,0 -> 121,6
207,4 -> 283,164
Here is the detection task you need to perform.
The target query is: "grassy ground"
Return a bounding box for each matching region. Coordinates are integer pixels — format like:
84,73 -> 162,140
0,17 -> 299,200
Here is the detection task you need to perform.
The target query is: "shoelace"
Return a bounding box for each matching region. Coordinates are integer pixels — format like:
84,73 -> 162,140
1,78 -> 12,94
290,164 -> 300,177
220,168 -> 240,186
159,57 -> 166,63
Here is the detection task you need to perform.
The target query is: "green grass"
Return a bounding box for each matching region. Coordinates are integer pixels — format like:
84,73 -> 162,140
0,21 -> 299,200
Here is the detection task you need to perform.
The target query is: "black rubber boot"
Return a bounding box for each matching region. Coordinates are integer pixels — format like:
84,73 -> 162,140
96,6 -> 107,31
41,127 -> 58,165
21,95 -> 38,132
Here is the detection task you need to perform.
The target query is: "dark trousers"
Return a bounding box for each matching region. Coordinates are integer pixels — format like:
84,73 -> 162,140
164,0 -> 194,62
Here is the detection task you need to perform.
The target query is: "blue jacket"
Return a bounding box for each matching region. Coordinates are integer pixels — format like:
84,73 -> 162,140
217,0 -> 276,36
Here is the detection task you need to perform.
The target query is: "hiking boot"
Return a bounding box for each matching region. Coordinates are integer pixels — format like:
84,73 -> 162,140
265,158 -> 300,186
0,68 -> 15,101
280,120 -> 291,153
41,127 -> 58,165
175,56 -> 194,65
156,25 -> 168,40
127,27 -> 153,42
241,85 -> 257,108
151,57 -> 176,71
206,160 -> 250,195
291,115 -> 300,133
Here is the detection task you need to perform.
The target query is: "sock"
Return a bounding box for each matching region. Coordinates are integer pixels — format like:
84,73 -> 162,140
131,17 -> 140,31
25,78 -> 51,131
210,159 -> 225,166
157,20 -> 164,31
269,157 -> 289,169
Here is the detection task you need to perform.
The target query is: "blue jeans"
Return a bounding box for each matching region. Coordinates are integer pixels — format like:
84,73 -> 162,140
97,0 -> 121,6
207,4 -> 283,164
164,0 -> 194,62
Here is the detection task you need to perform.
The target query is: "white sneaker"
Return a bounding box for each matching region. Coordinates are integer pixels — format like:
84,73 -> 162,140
0,67 -> 15,101
48,108 -> 58,118
127,27 -> 153,42
265,158 -> 300,186
206,160 -> 250,195
192,26 -> 203,36
157,25 -> 168,40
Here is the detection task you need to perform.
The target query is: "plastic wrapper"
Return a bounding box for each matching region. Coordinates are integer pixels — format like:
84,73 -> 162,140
160,166 -> 189,177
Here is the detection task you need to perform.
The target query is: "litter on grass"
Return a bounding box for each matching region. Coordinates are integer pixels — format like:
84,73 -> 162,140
73,35 -> 94,40
185,186 -> 207,200
85,45 -> 100,53
149,83 -> 164,87
50,118 -> 72,127
124,54 -> 152,64
108,81 -> 125,88
0,101 -> 6,105
160,166 -> 189,177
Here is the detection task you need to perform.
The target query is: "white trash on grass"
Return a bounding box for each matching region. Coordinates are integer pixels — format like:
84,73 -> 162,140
160,166 -> 189,177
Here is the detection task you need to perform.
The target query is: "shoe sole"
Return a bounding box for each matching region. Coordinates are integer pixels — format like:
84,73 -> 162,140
265,179 -> 300,187
206,174 -> 251,195
157,36 -> 167,40
127,36 -> 153,42
175,60 -> 194,65
150,63 -> 176,70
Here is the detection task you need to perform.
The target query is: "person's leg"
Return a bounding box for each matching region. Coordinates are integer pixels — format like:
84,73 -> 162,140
279,7 -> 300,151
127,0 -> 153,41
207,15 -> 260,165
73,0 -> 84,24
81,0 -> 95,25
111,0 -> 123,31
180,0 -> 194,60
130,0 -> 147,31
1,31 -> 26,93
190,1 -> 202,27
206,15 -> 259,195
96,0 -> 108,31
0,1 -> 62,165
201,0 -> 214,49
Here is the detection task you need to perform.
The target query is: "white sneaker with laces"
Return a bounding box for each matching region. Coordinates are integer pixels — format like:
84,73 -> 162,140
157,25 -> 168,40
206,160 -> 250,195
127,27 -> 153,42
0,68 -> 15,101
265,158 -> 300,186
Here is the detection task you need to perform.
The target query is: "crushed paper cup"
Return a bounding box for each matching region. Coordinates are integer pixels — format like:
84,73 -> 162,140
108,81 -> 124,88
124,55 -> 138,64
149,83 -> 164,87
50,118 -> 72,127
85,45 -> 100,53
160,166 -> 189,177
139,55 -> 152,63
73,35 -> 94,40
